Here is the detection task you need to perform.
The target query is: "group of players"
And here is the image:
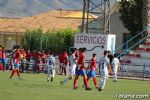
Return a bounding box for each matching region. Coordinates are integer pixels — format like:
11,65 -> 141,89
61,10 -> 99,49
57,47 -> 120,91
0,45 -> 120,91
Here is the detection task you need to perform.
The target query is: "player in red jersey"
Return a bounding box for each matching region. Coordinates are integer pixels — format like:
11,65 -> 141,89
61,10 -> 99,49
26,50 -> 32,71
1,47 -> 7,71
62,50 -> 69,75
59,50 -> 64,74
73,47 -> 91,90
10,46 -> 23,80
86,53 -> 98,88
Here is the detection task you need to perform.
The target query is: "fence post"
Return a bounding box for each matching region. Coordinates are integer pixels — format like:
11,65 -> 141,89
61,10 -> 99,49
125,42 -> 128,55
143,63 -> 146,80
121,61 -> 124,78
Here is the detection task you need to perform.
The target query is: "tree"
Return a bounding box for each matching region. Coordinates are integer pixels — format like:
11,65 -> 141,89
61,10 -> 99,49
119,0 -> 143,49
22,28 -> 43,51
22,28 -> 78,53
119,0 -> 143,36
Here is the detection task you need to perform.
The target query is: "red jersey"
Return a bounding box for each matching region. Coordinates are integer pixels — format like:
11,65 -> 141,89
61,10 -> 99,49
0,48 -> 2,58
35,52 -> 41,59
41,53 -> 46,59
3,50 -> 6,59
59,53 -> 64,63
26,52 -> 32,59
22,50 -> 26,58
63,52 -> 68,64
77,53 -> 85,70
13,50 -> 20,64
89,58 -> 96,70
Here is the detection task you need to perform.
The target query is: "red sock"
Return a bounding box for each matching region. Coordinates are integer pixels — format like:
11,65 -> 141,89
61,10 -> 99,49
16,69 -> 20,77
84,77 -> 88,89
11,69 -> 16,77
93,77 -> 97,87
73,77 -> 78,89
87,77 -> 90,82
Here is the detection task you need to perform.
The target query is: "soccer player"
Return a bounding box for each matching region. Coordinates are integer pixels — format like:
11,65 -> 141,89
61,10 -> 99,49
98,50 -> 110,91
112,53 -> 120,82
60,49 -> 77,85
87,53 -> 98,88
0,45 -> 2,70
107,51 -> 113,75
62,50 -> 69,75
46,52 -> 55,82
73,47 -> 91,90
1,47 -> 7,71
26,50 -> 32,71
59,50 -> 64,74
9,46 -> 23,80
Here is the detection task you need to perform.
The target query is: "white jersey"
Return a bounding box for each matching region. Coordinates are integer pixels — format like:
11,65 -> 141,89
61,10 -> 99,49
112,58 -> 119,71
69,53 -> 76,75
99,56 -> 109,72
69,54 -> 76,65
47,55 -> 55,69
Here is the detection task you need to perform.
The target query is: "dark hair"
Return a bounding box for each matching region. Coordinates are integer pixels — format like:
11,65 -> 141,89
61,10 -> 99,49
16,45 -> 20,49
104,50 -> 108,56
93,53 -> 97,57
113,53 -> 118,58
50,51 -> 53,55
107,51 -> 111,54
82,47 -> 86,52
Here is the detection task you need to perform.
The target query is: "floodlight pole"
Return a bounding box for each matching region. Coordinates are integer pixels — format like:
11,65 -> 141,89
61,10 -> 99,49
81,0 -> 110,34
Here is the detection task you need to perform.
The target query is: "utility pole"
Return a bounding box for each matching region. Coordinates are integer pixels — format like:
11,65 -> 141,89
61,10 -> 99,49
81,0 -> 110,34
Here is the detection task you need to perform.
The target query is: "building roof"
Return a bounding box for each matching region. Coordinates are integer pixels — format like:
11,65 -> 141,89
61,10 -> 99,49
0,10 -> 83,33
61,12 -> 98,19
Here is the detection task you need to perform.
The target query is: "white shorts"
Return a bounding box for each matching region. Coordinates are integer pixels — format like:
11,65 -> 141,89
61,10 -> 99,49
63,64 -> 69,68
69,64 -> 76,76
60,63 -> 63,67
101,70 -> 109,79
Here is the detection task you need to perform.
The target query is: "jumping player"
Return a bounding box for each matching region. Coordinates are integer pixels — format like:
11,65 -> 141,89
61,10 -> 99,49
73,47 -> 91,90
98,50 -> 110,91
112,53 -> 120,82
46,52 -> 55,82
60,49 -> 77,85
9,46 -> 23,80
87,53 -> 98,88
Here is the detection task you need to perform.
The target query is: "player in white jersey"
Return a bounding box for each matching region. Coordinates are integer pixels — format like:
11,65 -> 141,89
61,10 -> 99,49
112,54 -> 120,82
98,50 -> 110,91
46,52 -> 55,82
60,49 -> 77,85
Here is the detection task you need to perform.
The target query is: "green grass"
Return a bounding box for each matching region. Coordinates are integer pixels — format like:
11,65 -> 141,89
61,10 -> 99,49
0,71 -> 149,100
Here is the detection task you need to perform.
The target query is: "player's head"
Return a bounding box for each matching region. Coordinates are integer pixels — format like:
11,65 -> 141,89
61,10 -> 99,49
16,45 -> 20,50
104,50 -> 108,57
93,53 -> 97,58
74,48 -> 77,52
78,48 -> 82,53
113,53 -> 118,58
63,49 -> 67,53
107,51 -> 111,55
82,47 -> 86,53
71,49 -> 75,54
49,51 -> 53,55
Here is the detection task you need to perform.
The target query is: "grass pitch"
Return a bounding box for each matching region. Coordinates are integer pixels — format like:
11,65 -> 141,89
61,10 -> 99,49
0,72 -> 149,100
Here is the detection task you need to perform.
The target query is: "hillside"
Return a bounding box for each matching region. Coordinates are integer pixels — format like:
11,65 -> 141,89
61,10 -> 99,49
0,0 -> 83,18
0,10 -> 83,32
